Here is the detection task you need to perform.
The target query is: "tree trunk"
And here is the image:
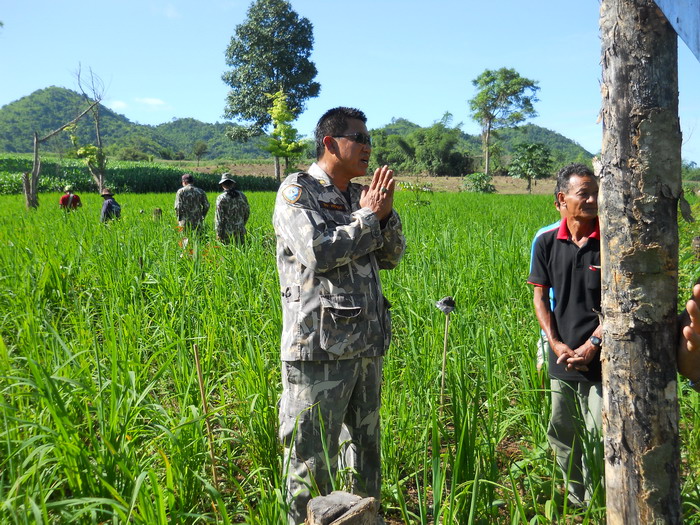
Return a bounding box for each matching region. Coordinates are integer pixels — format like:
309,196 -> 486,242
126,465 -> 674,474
22,132 -> 41,209
87,164 -> 104,193
274,156 -> 282,183
483,124 -> 491,177
599,1 -> 682,523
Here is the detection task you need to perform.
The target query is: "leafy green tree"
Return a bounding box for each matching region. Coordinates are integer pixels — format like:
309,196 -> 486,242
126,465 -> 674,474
370,130 -> 414,173
682,159 -> 700,181
222,0 -> 320,140
469,67 -> 539,177
193,140 -> 208,166
508,142 -> 553,193
372,114 -> 472,177
263,90 -> 306,182
117,146 -> 150,161
411,115 -> 471,177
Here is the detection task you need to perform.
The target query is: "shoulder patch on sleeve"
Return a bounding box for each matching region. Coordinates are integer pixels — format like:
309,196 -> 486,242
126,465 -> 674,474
283,184 -> 303,204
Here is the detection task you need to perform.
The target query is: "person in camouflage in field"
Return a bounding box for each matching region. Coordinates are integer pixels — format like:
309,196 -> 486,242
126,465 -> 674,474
174,173 -> 209,232
273,107 -> 405,525
214,173 -> 250,244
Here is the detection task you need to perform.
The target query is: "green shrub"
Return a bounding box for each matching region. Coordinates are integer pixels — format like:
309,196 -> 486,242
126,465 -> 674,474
462,172 -> 496,193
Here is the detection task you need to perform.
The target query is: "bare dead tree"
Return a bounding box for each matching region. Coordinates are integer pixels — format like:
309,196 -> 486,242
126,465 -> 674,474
22,101 -> 99,209
599,0 -> 682,522
74,65 -> 107,192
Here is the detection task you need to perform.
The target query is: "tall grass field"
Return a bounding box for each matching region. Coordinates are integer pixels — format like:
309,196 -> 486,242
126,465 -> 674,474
1,190 -> 699,524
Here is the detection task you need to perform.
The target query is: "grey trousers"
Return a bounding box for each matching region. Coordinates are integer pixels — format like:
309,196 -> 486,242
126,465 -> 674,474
279,357 -> 383,525
547,378 -> 603,504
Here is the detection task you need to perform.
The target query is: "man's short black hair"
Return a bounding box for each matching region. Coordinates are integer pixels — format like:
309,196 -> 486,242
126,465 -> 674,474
314,107 -> 367,159
182,173 -> 194,184
557,163 -> 595,195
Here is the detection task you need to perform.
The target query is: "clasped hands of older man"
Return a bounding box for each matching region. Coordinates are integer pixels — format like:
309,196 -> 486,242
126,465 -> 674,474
555,283 -> 700,381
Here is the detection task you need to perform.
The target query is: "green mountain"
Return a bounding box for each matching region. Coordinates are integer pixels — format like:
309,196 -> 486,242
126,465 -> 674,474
0,87 -> 272,160
0,86 -> 592,166
496,124 -> 595,164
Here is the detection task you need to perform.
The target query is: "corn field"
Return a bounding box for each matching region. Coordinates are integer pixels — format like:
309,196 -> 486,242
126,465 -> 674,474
1,190 -> 699,524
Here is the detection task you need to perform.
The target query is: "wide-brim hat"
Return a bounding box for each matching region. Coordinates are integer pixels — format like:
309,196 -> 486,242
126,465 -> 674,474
218,172 -> 236,185
64,185 -> 73,192
101,188 -> 113,196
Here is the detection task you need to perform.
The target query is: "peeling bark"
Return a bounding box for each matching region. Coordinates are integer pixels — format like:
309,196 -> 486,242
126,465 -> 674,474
600,0 -> 681,523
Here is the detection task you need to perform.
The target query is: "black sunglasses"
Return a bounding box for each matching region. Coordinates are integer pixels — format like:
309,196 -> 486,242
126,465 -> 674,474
333,132 -> 372,146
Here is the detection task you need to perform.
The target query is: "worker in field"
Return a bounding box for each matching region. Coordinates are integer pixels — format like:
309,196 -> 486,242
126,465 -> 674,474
99,188 -> 121,222
528,163 -> 603,508
273,107 -> 405,525
214,172 -> 250,244
174,173 -> 209,233
59,185 -> 82,211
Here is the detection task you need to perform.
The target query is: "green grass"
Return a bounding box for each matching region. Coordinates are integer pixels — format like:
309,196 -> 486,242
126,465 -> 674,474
0,190 -> 698,523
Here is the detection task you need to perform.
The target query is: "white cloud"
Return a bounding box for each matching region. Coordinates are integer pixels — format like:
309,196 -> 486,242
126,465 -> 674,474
135,97 -> 167,107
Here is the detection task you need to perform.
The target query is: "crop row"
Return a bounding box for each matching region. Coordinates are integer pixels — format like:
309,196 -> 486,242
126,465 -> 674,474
0,154 -> 280,194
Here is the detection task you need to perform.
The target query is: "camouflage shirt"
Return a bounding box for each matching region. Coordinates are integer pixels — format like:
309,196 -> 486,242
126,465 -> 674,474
174,184 -> 210,228
215,190 -> 250,242
273,163 -> 405,362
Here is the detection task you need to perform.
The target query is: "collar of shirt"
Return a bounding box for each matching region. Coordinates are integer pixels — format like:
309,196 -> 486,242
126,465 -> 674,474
308,163 -> 334,187
557,217 -> 600,241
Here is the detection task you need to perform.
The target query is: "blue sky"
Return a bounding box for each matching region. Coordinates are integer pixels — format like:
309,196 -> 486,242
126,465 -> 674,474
1,0 -> 699,162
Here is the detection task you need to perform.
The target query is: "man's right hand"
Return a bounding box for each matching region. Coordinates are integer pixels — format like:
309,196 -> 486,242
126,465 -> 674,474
360,165 -> 395,221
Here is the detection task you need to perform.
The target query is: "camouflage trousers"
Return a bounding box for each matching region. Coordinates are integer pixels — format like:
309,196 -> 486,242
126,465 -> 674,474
279,357 -> 383,525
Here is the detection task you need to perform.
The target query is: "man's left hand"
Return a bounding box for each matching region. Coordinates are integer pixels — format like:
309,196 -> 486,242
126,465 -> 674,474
678,283 -> 700,383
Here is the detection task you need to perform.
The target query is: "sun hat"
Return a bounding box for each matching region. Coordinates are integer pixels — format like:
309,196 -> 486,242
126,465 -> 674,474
218,172 -> 236,185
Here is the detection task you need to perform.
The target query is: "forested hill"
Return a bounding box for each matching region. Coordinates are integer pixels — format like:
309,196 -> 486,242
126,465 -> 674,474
0,86 -> 593,163
380,117 -> 593,164
0,87 -> 269,160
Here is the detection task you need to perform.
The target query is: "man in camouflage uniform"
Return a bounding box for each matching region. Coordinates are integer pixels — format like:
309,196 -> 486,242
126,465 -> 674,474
273,107 -> 405,524
214,173 -> 250,244
174,173 -> 209,232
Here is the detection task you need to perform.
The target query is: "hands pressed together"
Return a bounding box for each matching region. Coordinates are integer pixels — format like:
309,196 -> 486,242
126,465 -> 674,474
360,165 -> 395,221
